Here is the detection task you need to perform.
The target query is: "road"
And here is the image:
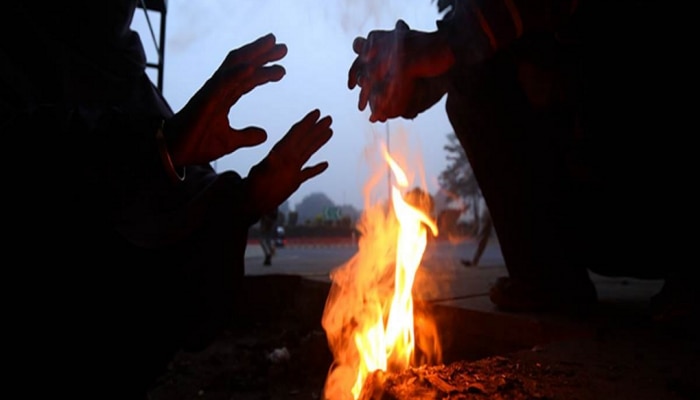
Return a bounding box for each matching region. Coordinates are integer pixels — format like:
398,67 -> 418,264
244,237 -> 507,303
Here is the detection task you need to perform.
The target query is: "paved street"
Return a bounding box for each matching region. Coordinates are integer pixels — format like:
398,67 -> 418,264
244,237 -> 664,313
240,237 -> 698,400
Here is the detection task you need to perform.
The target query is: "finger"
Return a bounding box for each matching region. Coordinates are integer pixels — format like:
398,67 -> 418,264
298,162 -> 329,184
358,85 -> 370,111
294,109 -> 323,135
366,81 -> 389,120
395,19 -> 410,30
348,57 -> 362,89
239,65 -> 286,95
252,43 -> 287,68
227,127 -> 268,151
300,108 -> 323,127
223,33 -> 278,67
218,64 -> 286,100
294,112 -> 329,159
274,111 -> 331,168
299,119 -> 333,163
362,31 -> 382,59
318,114 -> 333,130
273,109 -> 322,150
371,113 -> 388,123
369,91 -> 388,123
370,106 -> 388,123
304,114 -> 332,139
352,36 -> 366,54
352,56 -> 389,96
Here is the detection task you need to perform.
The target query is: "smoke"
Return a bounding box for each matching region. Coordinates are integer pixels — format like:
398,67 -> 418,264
337,1 -> 390,34
333,0 -> 439,35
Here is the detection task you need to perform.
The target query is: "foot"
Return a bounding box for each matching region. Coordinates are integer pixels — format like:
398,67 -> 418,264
489,276 -> 597,314
461,259 -> 475,267
263,255 -> 271,266
650,279 -> 698,327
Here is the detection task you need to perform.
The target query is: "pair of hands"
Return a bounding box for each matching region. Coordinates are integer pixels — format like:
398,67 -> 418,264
164,33 -> 332,214
347,20 -> 456,122
161,21 -> 452,213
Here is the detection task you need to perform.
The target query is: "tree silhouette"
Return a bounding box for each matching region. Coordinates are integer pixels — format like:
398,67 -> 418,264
438,132 -> 485,231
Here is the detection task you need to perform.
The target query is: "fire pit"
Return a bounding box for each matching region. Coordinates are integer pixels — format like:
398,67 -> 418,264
319,142 -> 587,400
146,141 -> 610,399
145,289 -> 579,400
148,141 -> 569,400
321,144 -> 442,399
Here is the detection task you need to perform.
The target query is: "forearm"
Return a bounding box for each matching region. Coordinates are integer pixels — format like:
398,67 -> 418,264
438,0 -> 580,64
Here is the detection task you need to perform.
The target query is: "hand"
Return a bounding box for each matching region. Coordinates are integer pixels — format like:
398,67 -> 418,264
348,20 -> 455,122
165,33 -> 288,166
246,109 -> 333,214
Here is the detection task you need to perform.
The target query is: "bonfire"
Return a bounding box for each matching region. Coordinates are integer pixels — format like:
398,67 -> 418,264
321,142 -> 441,400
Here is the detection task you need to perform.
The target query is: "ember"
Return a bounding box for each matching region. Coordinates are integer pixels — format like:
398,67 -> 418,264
356,355 -> 570,400
321,140 -> 441,400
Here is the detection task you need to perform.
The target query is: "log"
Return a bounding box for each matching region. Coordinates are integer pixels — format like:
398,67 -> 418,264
358,355 -> 576,399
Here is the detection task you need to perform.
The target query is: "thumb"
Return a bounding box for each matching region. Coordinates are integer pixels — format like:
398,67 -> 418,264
300,161 -> 330,184
396,19 -> 410,31
227,127 -> 268,151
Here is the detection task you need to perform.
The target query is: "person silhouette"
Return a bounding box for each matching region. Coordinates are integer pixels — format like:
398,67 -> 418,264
2,1 -> 333,398
259,208 -> 279,266
346,0 -> 696,321
461,210 -> 492,268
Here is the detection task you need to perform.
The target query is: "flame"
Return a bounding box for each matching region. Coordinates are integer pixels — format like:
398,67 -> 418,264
322,143 -> 440,400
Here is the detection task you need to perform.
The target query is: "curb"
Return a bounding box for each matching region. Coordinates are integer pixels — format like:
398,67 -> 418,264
248,239 -> 359,249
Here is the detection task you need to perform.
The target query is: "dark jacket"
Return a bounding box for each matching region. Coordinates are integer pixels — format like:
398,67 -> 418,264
439,0 -> 679,280
2,2 -> 254,397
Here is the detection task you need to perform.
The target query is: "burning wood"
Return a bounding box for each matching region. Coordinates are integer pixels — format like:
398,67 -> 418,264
322,142 -> 441,400
357,356 -> 568,400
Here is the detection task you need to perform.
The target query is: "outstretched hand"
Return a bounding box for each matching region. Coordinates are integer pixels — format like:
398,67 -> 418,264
246,109 -> 333,215
348,20 -> 455,122
165,33 -> 288,166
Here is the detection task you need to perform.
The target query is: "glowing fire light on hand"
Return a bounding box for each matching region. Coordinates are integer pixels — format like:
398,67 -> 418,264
322,144 -> 439,400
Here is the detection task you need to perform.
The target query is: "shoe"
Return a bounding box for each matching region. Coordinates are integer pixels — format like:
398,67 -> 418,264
650,279 -> 698,327
461,259 -> 475,267
489,276 -> 597,314
263,255 -> 271,266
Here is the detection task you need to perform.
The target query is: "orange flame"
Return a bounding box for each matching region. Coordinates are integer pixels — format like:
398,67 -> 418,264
322,143 -> 440,400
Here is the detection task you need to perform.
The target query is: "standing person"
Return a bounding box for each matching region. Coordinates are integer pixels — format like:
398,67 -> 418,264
2,1 -> 333,398
461,209 -> 492,268
259,208 -> 279,266
346,0 -> 695,321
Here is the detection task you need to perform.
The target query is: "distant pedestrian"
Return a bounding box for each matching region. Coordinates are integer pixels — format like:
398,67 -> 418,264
260,208 -> 278,266
462,210 -> 492,267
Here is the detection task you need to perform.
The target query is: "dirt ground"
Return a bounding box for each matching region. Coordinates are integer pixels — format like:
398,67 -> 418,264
147,275 -> 333,400
147,321 -> 698,400
147,323 -> 333,400
146,275 -> 699,400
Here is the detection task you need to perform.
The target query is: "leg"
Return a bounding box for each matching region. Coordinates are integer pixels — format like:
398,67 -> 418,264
260,234 -> 272,265
447,44 -> 595,313
461,216 -> 491,267
471,216 -> 492,266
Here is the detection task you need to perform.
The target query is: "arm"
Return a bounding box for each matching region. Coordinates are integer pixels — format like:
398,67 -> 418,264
348,0 -> 580,122
437,0 -> 580,65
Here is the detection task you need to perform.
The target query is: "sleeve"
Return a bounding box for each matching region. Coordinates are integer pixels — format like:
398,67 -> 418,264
90,102 -> 261,248
2,86 -> 258,383
437,0 -> 580,66
2,4 -> 260,391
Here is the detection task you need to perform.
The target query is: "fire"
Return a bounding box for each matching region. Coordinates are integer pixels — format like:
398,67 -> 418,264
322,143 -> 440,400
